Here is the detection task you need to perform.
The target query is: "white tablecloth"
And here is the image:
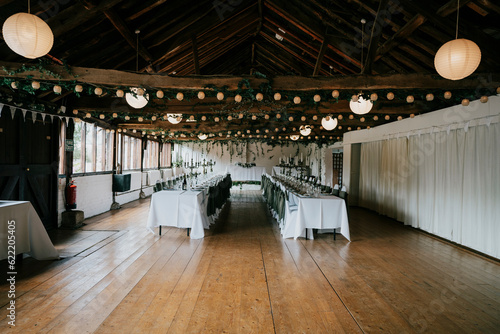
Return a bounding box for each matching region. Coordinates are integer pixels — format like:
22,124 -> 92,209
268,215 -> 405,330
146,190 -> 210,239
0,201 -> 59,260
226,166 -> 266,181
272,166 -> 300,177
282,193 -> 350,241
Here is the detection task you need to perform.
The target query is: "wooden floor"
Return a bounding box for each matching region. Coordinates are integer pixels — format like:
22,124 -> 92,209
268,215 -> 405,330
1,188 -> 500,333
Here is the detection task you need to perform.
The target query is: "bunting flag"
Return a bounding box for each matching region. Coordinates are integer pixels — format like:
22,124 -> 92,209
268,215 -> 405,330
10,106 -> 16,119
0,103 -> 3,117
41,113 -> 46,124
22,109 -> 27,121
50,114 -> 54,123
65,117 -> 70,124
32,111 -> 37,124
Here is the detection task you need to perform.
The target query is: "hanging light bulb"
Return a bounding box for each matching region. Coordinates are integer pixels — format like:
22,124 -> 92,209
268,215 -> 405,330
350,94 -> 373,115
2,1 -> 54,59
321,116 -> 338,131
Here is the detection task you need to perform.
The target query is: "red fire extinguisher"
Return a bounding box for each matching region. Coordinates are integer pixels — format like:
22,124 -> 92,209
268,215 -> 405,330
66,180 -> 77,210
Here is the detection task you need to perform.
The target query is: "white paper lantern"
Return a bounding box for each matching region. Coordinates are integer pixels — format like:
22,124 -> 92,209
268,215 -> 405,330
338,115 -> 343,120
167,114 -> 182,124
138,117 -> 144,122
313,94 -> 321,102
217,92 -> 224,100
151,116 -> 157,121
370,93 -> 378,101
406,95 -> 414,103
385,115 -> 390,120
274,92 -> 281,101
197,91 -> 205,99
299,125 -> 311,136
227,115 -> 233,121
312,115 -> 318,121
94,87 -> 103,96
461,99 -> 470,106
125,115 -> 130,120
156,90 -> 164,99
288,116 -> 294,122
321,116 -> 338,131
2,13 -> 54,59
293,96 -> 301,104
53,85 -> 62,94
126,87 -> 149,109
387,92 -> 395,100
426,93 -> 434,101
74,84 -> 83,93
332,90 -> 339,98
301,116 -> 306,121
264,114 -> 269,120
198,134 -> 208,140
176,92 -> 184,101
373,115 -> 378,121
252,115 -> 257,120
99,114 -> 105,119
234,94 -> 242,102
276,113 -> 281,119
32,81 -> 40,90
480,96 -> 488,103
256,93 -> 263,101
434,39 -> 481,80
11,82 -> 18,89
350,96 -> 373,115
444,91 -> 452,99
116,89 -> 124,98
112,113 -> 118,118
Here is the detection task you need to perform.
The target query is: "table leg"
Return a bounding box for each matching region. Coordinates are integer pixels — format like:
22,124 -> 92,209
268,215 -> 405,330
159,226 -> 162,236
333,229 -> 336,240
187,228 -> 190,237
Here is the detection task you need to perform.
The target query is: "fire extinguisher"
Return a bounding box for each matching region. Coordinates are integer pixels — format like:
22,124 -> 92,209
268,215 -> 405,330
66,180 -> 77,210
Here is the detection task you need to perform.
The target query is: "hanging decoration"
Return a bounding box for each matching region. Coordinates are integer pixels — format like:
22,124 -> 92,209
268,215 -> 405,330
321,116 -> 338,131
350,94 -> 373,115
126,87 -> 149,109
2,1 -> 54,59
434,0 -> 481,80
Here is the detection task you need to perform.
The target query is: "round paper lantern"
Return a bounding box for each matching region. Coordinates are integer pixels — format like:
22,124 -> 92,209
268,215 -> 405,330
189,115 -> 195,121
152,116 -> 157,121
373,115 -> 379,121
201,115 -> 207,121
332,90 -> 339,98
497,87 -> 500,94
252,115 -> 257,120
75,84 -> 83,93
406,95 -> 414,103
176,92 -> 184,101
156,90 -> 164,99
397,116 -> 403,121
234,94 -> 242,102
99,114 -> 105,119
338,115 -> 343,120
116,89 -> 124,98
288,116 -> 294,122
125,87 -> 149,109
338,126 -> 342,130
276,113 -> 281,119
313,94 -> 321,102
94,87 -> 103,96
301,116 -> 306,121
360,117 -> 365,122
256,93 -> 263,101
294,96 -> 301,104
198,134 -> 208,140
444,91 -> 452,99
214,117 -> 220,122
138,117 -> 144,122
53,85 -> 62,94
274,92 -> 281,101
387,92 -> 395,100
480,96 -> 488,103
112,113 -> 118,118
167,114 -> 182,124
351,95 -> 358,102
299,125 -> 311,136
227,115 -> 232,121
125,115 -> 130,120
247,130 -> 251,134
11,82 -> 18,89
410,113 -> 415,118
264,114 -> 270,120
347,127 -> 352,131
216,92 -> 224,100
290,135 -> 299,141
312,115 -> 318,121
350,96 -> 373,115
385,115 -> 390,120
434,39 -> 481,80
349,114 -> 354,120
321,116 -> 338,131
461,99 -> 470,106
73,109 -> 78,115
426,93 -> 434,101
238,113 -> 244,119
2,13 -> 54,59
370,93 -> 378,101
85,113 -> 91,118
32,81 -> 40,90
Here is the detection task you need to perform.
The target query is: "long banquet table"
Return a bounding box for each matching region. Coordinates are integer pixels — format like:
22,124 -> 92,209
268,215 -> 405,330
0,201 -> 59,261
147,190 -> 210,239
262,175 -> 350,241
226,165 -> 267,181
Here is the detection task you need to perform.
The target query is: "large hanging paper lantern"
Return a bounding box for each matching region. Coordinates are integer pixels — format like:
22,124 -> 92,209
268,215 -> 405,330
321,116 -> 338,131
198,133 -> 208,140
434,39 -> 481,80
2,13 -> 54,59
125,87 -> 149,109
350,95 -> 373,115
290,135 -> 299,141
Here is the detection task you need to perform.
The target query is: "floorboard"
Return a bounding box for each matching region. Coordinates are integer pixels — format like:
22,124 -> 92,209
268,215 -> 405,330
1,188 -> 499,333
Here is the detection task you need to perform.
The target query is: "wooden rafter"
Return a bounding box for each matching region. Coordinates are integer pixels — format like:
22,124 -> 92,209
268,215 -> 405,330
362,0 -> 390,75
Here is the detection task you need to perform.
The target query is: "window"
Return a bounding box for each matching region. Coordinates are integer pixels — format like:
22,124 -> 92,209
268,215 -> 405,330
96,127 -> 104,172
85,123 -> 95,172
58,122 -> 66,175
72,121 -> 114,174
160,143 -> 171,167
73,121 -> 84,173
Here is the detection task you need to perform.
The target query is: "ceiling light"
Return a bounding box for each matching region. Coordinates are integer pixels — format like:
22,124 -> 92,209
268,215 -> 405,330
350,95 -> 373,115
321,116 -> 338,131
126,87 -> 149,109
299,125 -> 311,136
198,134 -> 207,140
290,134 -> 299,141
167,114 -> 182,124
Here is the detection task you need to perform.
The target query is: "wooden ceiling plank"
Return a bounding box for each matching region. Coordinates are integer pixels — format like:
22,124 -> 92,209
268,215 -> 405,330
475,0 -> 500,15
313,33 -> 330,76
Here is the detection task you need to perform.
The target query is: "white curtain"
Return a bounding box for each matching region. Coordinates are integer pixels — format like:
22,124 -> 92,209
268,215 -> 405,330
359,123 -> 500,259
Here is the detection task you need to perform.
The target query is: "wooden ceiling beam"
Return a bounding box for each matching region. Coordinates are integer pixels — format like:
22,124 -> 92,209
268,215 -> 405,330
313,33 -> 329,76
102,9 -> 155,73
362,0 -> 390,75
2,61 -> 498,90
